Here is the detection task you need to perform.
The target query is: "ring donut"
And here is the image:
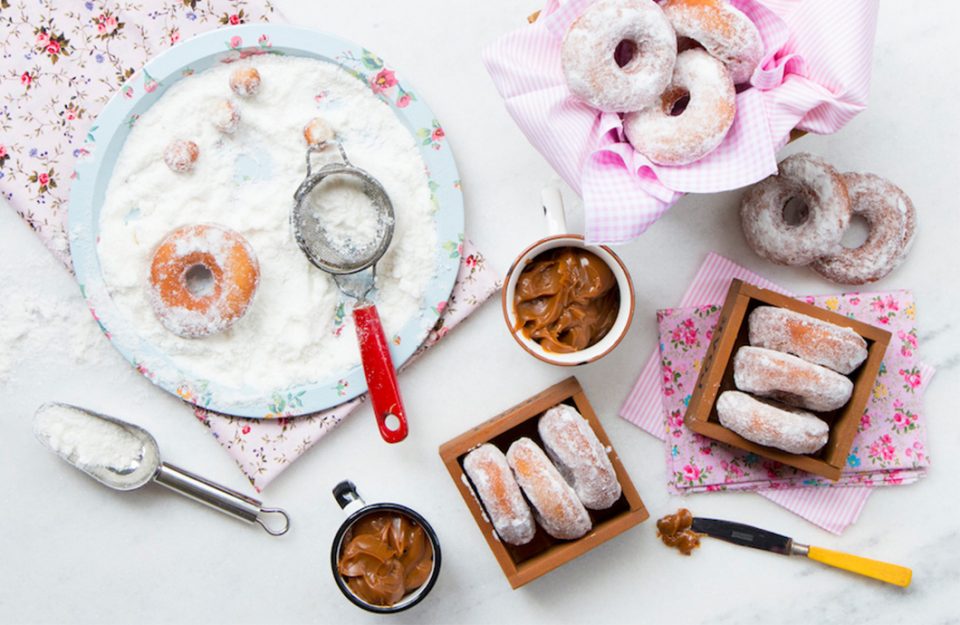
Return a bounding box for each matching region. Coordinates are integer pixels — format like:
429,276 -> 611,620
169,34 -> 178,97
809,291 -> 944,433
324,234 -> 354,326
562,0 -> 676,113
740,153 -> 851,266
810,173 -> 917,284
662,0 -> 764,84
717,390 -> 829,455
148,224 -> 260,338
623,48 -> 735,165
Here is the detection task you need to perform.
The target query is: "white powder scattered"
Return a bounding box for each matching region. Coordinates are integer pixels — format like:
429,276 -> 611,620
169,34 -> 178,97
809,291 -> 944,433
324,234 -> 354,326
97,55 -> 438,394
303,171 -> 389,259
34,403 -> 159,489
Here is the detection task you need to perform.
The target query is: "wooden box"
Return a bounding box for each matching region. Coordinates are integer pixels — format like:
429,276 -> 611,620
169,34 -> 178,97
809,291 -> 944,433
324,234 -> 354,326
684,279 -> 891,481
439,377 -> 648,589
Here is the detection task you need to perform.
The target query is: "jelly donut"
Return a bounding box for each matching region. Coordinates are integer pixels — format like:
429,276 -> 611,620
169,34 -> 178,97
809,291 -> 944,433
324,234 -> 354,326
734,346 -> 853,412
662,0 -> 764,84
623,48 -> 735,165
740,153 -> 851,266
538,404 -> 621,510
303,117 -> 335,146
463,444 -> 536,546
506,437 -> 592,540
811,173 -> 917,285
211,99 -> 240,134
748,306 -> 868,375
561,0 -> 676,113
229,67 -> 261,97
163,140 -> 199,173
717,391 -> 829,454
148,224 -> 260,338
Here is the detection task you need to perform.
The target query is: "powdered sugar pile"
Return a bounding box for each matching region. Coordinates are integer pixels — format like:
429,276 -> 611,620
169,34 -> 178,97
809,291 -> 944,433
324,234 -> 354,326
97,55 -> 437,395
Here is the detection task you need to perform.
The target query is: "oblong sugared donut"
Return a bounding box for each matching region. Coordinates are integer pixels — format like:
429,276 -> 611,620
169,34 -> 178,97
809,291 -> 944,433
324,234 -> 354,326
662,0 -> 764,85
463,444 -> 536,546
740,153 -> 851,266
148,224 -> 260,338
538,404 -> 621,510
717,391 -> 829,454
623,48 -> 735,165
733,346 -> 853,412
562,0 -> 676,113
811,173 -> 917,285
748,306 -> 868,375
506,437 -> 591,540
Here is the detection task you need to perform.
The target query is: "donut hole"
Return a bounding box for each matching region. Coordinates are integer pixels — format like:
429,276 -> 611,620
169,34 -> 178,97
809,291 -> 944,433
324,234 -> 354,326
677,36 -> 704,54
840,215 -> 870,249
781,197 -> 810,226
184,263 -> 216,298
614,40 -> 638,69
661,87 -> 691,117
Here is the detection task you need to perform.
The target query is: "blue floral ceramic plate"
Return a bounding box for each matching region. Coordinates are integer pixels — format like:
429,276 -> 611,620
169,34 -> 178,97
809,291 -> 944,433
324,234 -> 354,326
68,25 -> 463,418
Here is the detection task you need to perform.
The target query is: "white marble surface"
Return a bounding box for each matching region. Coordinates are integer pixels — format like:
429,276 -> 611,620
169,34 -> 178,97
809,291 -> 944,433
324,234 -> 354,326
2,2 -> 958,623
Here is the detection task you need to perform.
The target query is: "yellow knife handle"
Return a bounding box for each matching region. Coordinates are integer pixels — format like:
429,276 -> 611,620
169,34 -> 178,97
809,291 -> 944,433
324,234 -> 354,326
806,545 -> 912,587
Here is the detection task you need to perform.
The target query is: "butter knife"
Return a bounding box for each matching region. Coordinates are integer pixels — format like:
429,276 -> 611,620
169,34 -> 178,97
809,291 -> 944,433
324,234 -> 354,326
691,517 -> 912,587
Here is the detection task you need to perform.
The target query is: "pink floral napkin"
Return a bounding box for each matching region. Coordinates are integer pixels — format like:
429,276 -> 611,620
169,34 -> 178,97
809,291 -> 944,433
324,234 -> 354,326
482,0 -> 879,244
0,0 -> 276,269
195,242 -> 501,492
657,293 -> 931,494
621,253 -> 935,534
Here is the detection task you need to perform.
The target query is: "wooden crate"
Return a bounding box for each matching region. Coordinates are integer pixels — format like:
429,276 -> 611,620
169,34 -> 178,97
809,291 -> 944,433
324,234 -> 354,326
684,279 -> 890,480
439,377 -> 648,589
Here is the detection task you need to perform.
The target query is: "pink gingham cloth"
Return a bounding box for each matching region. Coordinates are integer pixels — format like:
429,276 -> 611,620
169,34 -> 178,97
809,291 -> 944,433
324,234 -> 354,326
620,253 -> 935,535
482,0 -> 879,244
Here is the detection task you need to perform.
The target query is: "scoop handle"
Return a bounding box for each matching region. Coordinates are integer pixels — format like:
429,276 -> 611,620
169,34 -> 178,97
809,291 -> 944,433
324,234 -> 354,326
353,303 -> 408,443
154,462 -> 290,536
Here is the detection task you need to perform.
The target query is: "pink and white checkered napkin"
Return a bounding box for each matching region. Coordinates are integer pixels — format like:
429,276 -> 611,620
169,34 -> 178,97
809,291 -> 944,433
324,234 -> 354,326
620,253 -> 935,535
482,0 -> 879,245
195,243 -> 502,492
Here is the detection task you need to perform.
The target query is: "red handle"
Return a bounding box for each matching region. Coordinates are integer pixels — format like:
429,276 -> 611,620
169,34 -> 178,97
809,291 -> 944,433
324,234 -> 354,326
353,303 -> 408,443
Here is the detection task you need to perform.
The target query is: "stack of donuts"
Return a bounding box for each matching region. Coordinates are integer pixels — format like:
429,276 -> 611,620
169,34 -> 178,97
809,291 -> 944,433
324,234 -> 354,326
740,152 -> 918,285
562,0 -> 763,165
715,306 -> 869,455
462,403 -> 622,544
148,66 -> 339,339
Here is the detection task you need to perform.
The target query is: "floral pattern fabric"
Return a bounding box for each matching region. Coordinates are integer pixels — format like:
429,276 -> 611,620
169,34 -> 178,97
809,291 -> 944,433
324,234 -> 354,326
0,0 -> 275,269
196,240 -> 501,492
658,290 -> 932,494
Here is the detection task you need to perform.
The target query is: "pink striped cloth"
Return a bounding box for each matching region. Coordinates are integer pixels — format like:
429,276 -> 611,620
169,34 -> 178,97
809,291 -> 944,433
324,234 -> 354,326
483,0 -> 879,244
620,253 -> 934,535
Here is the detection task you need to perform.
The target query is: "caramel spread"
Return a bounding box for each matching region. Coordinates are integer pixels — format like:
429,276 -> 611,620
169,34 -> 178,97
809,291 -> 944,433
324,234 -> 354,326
656,508 -> 702,556
514,248 -> 620,353
338,511 -> 434,607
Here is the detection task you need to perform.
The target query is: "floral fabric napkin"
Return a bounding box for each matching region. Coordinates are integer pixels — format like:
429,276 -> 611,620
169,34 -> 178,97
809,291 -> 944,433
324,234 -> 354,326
657,292 -> 931,494
0,0 -> 276,268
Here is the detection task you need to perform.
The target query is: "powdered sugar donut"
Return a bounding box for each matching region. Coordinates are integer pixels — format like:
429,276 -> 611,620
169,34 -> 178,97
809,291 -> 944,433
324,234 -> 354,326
623,49 -> 735,165
211,99 -> 240,134
717,391 -> 829,454
163,140 -> 199,173
662,0 -> 764,84
303,117 -> 335,146
229,67 -> 261,97
561,0 -> 676,113
810,173 -> 917,285
734,346 -> 853,412
748,306 -> 868,375
740,153 -> 851,265
506,437 -> 592,540
463,444 -> 536,546
148,224 -> 260,338
538,404 -> 621,510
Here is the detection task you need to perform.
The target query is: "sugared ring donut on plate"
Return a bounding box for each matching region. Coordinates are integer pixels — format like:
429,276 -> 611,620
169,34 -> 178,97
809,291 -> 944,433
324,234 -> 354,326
810,173 -> 917,285
623,49 -> 735,166
148,224 -> 260,338
561,0 -> 677,113
661,0 -> 764,85
740,152 -> 851,266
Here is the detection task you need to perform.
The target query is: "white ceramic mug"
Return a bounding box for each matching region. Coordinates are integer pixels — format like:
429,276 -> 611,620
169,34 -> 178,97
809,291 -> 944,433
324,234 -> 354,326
501,188 -> 635,366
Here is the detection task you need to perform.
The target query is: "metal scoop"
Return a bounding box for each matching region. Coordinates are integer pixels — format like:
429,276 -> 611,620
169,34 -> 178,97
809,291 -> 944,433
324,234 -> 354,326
33,402 -> 290,536
291,137 -> 408,444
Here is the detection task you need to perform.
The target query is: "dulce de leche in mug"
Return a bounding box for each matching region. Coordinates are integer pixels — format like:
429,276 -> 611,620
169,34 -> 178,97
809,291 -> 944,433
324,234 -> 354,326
513,247 -> 620,353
